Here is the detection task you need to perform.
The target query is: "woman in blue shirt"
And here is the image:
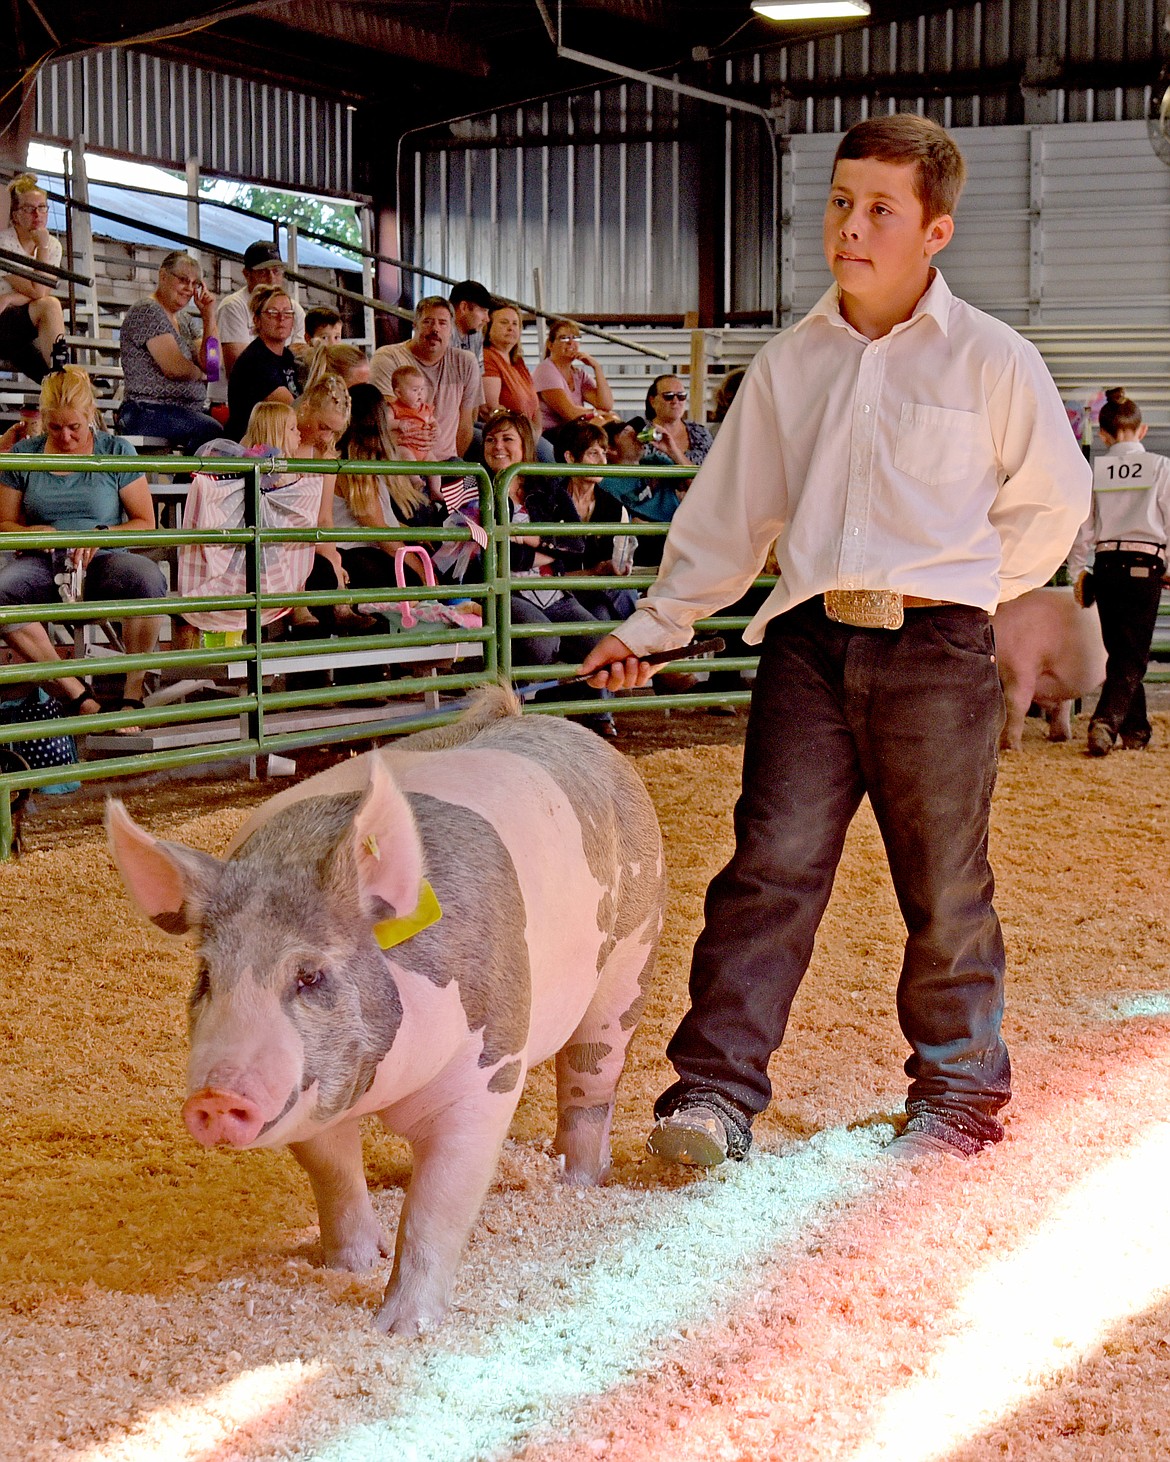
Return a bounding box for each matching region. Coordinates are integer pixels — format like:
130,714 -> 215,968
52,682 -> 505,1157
0,366 -> 166,717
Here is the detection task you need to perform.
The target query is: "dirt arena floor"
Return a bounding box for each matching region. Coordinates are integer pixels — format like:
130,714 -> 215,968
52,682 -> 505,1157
2,703 -> 1170,1462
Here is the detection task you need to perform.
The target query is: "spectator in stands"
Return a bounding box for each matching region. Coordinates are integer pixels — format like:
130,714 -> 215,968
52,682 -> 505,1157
532,418 -> 637,623
116,250 -> 221,454
225,284 -> 300,440
0,174 -> 67,383
531,318 -> 616,441
481,302 -> 547,450
219,240 -> 306,373
386,362 -> 440,499
641,373 -> 713,468
296,372 -> 350,457
305,306 -> 343,346
294,374 -> 373,630
448,279 -> 492,362
0,365 -> 166,720
332,383 -> 432,594
304,341 -> 369,392
600,414 -> 688,566
370,296 -> 481,460
712,367 -> 746,425
482,408 -> 614,734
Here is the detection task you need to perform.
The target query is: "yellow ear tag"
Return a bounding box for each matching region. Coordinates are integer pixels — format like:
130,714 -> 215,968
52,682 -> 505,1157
373,879 -> 442,950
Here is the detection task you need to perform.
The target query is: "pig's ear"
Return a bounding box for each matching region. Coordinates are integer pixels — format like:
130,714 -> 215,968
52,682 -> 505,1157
105,799 -> 224,935
341,760 -> 425,920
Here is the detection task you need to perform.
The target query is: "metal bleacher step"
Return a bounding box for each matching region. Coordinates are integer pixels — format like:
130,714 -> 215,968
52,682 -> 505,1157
84,700 -> 436,754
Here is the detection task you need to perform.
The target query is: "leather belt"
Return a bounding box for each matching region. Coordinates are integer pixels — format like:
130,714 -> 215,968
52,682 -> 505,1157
1096,540 -> 1166,555
823,589 -> 954,630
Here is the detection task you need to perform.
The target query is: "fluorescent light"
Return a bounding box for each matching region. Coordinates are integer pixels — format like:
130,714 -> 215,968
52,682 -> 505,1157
752,0 -> 871,19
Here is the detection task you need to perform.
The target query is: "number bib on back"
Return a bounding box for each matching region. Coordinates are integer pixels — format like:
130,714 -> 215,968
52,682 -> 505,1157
1093,455 -> 1153,491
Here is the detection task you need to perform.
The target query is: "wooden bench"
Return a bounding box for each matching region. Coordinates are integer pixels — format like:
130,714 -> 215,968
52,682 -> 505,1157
83,639 -> 483,755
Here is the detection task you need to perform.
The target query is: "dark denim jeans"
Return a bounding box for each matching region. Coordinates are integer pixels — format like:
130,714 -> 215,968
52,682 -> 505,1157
1089,549 -> 1166,745
657,596 -> 1011,1147
116,399 -> 222,455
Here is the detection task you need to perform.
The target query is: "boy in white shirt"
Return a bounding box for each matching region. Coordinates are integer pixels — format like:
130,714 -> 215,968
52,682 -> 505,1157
583,114 -> 1091,1166
1067,388 -> 1170,755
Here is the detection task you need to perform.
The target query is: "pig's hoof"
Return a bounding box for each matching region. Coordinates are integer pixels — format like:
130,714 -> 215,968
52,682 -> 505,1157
324,1229 -> 390,1273
374,1292 -> 448,1337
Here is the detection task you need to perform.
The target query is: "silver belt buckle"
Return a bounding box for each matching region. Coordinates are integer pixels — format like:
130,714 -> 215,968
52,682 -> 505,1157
823,589 -> 905,630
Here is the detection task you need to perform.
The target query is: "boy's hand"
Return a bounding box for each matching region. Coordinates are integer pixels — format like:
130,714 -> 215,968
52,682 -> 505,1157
581,634 -> 655,690
1073,571 -> 1088,607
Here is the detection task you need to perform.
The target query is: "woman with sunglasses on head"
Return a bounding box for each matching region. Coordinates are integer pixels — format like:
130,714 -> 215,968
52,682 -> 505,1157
531,318 -> 617,442
225,284 -> 301,440
0,174 -> 67,383
116,250 -> 221,454
641,373 -> 713,469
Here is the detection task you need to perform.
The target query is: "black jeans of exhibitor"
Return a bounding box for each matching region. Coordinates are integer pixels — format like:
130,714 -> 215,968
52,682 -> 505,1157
656,596 -> 1012,1149
1089,548 -> 1166,747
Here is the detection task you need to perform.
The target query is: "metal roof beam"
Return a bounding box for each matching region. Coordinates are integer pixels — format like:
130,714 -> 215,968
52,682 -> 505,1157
272,0 -> 490,77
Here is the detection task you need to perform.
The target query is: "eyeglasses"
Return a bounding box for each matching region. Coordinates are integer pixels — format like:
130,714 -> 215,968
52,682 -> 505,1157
15,203 -> 49,215
262,310 -> 296,321
658,391 -> 687,402
554,334 -> 581,343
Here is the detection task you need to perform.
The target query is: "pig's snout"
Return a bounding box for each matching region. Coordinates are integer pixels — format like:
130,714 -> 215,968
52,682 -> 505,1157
183,1088 -> 266,1148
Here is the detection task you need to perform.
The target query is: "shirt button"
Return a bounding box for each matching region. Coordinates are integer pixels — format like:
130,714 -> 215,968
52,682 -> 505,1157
862,404 -> 871,413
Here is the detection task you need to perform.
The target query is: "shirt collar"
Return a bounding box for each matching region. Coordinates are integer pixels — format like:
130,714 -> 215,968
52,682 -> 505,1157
1107,440 -> 1146,454
795,267 -> 953,341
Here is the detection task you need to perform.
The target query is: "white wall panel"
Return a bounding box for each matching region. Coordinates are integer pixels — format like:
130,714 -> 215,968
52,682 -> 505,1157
786,120 -> 1170,327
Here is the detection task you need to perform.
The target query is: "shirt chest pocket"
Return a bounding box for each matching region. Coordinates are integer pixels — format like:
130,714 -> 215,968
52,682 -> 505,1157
893,403 -> 981,487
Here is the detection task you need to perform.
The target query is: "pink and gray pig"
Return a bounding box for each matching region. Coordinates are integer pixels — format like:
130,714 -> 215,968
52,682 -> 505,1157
107,688 -> 665,1335
992,586 -> 1106,751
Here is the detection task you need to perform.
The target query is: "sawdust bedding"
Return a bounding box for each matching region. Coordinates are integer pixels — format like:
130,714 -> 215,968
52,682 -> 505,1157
2,712 -> 1169,1461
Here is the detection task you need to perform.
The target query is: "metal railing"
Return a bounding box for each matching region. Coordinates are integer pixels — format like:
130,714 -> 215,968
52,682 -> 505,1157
0,453 -> 758,857
7,449 -> 1156,858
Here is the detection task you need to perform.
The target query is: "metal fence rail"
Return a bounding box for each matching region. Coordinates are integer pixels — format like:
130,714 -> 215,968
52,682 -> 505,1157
0,453 -> 737,857
3,451 -> 1164,858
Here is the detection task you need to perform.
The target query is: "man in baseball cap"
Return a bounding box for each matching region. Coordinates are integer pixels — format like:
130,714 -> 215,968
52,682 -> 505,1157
448,279 -> 492,363
218,239 -> 306,374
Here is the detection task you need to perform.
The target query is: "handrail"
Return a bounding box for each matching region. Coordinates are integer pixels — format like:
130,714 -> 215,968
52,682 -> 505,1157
0,244 -> 94,289
2,176 -> 412,324
4,164 -> 666,358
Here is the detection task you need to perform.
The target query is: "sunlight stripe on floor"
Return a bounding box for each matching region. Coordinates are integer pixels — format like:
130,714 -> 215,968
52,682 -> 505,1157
844,1120 -> 1170,1462
76,1360 -> 324,1462
1100,991 -> 1170,1021
307,1124 -> 890,1462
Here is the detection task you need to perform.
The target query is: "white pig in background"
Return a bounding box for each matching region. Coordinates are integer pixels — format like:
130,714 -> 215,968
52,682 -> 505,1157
107,688 -> 665,1335
991,586 -> 1107,751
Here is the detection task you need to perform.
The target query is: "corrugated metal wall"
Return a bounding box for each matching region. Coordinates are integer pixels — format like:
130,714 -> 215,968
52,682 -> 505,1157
787,120 -> 1170,326
411,87 -> 706,316
404,0 -> 1161,321
34,49 -> 354,195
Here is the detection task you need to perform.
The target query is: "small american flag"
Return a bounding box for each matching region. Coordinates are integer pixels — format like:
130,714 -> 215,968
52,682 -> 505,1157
440,476 -> 479,513
440,476 -> 488,550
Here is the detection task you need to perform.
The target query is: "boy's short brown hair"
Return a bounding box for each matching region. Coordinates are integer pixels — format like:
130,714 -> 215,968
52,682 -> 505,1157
833,114 -> 966,223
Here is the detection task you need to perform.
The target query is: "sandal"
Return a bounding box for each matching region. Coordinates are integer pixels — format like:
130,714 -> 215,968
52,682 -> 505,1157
63,683 -> 101,717
113,698 -> 146,734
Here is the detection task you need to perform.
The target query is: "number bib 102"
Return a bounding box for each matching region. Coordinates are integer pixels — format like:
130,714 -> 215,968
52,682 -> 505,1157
1093,455 -> 1152,491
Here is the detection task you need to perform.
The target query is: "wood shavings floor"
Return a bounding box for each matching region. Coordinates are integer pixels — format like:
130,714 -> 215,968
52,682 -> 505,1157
2,711 -> 1169,1461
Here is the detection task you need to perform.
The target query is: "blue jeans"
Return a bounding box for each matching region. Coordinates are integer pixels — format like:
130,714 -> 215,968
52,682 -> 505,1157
116,399 -> 222,455
0,549 -> 167,631
657,597 -> 1011,1147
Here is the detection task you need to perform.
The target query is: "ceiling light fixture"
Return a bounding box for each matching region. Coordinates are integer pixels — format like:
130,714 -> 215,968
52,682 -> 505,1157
751,0 -> 871,20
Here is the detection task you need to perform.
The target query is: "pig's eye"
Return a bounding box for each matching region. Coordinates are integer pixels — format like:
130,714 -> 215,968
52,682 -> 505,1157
296,968 -> 327,994
190,968 -> 210,1007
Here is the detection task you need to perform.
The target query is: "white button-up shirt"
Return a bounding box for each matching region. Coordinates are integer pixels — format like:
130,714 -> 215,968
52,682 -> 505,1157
617,270 -> 1092,655
1066,440 -> 1170,578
